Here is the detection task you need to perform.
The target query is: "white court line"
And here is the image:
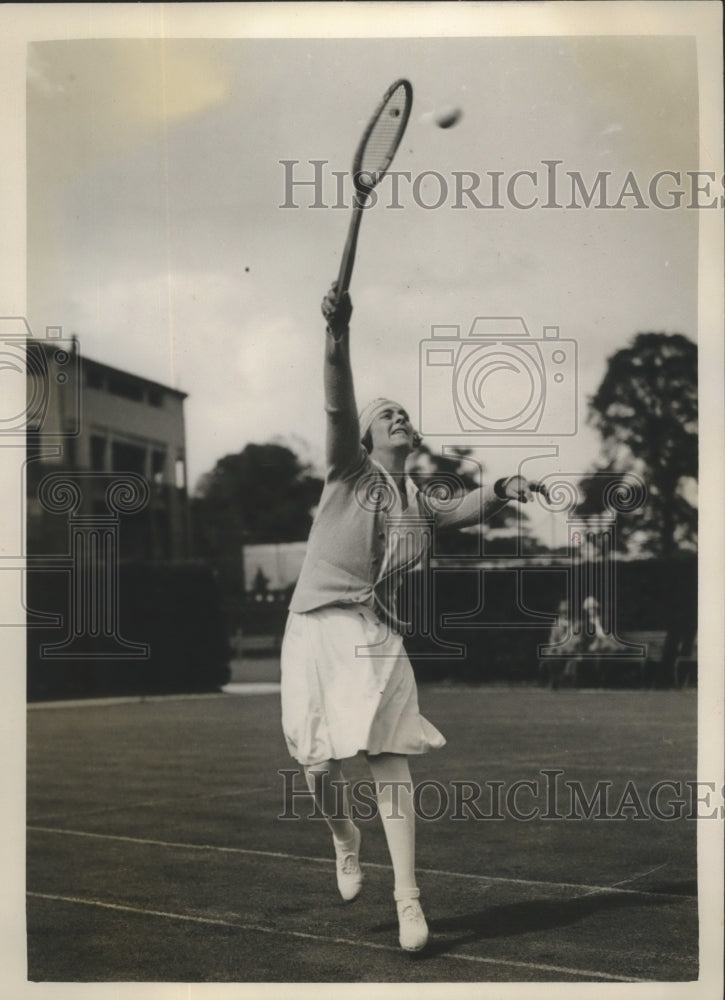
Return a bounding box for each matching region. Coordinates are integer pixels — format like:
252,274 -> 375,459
27,825 -> 695,901
222,683 -> 281,695
26,890 -> 652,983
28,693 -> 225,710
608,862 -> 670,889
578,862 -> 672,899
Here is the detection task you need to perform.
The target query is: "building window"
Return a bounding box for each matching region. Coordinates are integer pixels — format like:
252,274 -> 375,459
90,435 -> 106,471
151,449 -> 166,485
112,441 -> 146,476
175,455 -> 186,490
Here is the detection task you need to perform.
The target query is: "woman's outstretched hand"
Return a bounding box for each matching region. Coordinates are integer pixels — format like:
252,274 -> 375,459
497,475 -> 551,504
322,281 -> 353,338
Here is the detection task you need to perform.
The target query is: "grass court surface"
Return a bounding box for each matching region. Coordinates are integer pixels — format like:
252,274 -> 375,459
27,681 -> 698,983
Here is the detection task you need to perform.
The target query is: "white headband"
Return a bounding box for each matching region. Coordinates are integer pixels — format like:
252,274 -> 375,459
358,398 -> 403,441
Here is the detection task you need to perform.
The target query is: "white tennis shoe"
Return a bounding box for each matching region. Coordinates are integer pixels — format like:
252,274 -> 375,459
395,892 -> 429,952
333,825 -> 363,901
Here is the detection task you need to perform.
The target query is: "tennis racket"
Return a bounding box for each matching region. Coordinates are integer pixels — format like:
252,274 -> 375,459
336,79 -> 413,300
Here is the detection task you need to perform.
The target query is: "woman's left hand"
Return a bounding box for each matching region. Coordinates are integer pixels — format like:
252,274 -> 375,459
499,475 -> 550,504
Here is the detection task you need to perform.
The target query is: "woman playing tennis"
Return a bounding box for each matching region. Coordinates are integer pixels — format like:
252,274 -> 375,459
281,281 -> 549,951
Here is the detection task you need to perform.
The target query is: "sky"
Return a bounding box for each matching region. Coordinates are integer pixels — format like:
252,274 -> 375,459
25,29 -> 701,542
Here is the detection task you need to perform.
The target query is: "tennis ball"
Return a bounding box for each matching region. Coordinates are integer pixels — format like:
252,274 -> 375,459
435,107 -> 462,129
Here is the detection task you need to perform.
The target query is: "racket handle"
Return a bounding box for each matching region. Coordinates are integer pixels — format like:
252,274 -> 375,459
336,193 -> 369,298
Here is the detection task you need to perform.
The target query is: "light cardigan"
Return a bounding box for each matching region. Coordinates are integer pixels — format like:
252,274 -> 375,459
288,323 -> 508,625
290,446 -> 426,624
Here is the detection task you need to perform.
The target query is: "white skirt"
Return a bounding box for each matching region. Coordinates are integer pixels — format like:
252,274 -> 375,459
280,605 -> 446,766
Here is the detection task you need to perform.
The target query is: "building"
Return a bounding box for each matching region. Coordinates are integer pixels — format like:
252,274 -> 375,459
26,331 -> 191,562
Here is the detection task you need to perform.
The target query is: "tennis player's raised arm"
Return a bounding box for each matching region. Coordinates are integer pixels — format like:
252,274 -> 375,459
321,283 -> 361,471
433,477 -> 550,530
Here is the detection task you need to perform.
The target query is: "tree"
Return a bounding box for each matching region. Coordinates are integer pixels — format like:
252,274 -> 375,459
585,332 -> 697,556
192,442 -> 324,593
194,442 -> 323,544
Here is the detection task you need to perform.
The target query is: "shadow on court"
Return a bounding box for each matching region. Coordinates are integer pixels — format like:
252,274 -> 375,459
394,890 -> 673,956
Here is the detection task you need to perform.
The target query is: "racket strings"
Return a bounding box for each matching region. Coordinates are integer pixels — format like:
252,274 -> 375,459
357,84 -> 410,184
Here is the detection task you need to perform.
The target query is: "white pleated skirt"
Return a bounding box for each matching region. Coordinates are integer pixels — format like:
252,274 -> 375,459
280,605 -> 446,766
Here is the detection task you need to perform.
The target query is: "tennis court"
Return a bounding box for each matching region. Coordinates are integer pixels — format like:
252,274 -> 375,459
27,679 -> 698,983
